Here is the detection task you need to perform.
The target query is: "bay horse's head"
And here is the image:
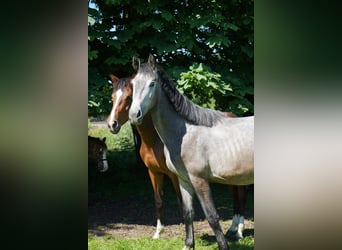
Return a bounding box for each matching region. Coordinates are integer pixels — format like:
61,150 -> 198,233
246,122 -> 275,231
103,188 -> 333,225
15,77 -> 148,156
88,136 -> 109,172
129,54 -> 159,125
107,75 -> 133,133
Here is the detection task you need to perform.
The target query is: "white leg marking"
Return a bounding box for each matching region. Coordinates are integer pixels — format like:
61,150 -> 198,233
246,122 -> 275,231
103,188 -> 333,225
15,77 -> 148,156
152,219 -> 164,239
236,215 -> 245,239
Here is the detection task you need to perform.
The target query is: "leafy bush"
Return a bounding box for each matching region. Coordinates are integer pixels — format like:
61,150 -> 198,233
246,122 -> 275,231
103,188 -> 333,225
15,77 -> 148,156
177,63 -> 232,110
88,66 -> 112,118
177,63 -> 253,116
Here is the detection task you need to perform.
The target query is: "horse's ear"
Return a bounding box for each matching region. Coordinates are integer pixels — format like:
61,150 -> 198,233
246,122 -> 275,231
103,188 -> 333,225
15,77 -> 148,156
109,74 -> 119,86
148,54 -> 155,69
102,137 -> 106,142
132,56 -> 140,71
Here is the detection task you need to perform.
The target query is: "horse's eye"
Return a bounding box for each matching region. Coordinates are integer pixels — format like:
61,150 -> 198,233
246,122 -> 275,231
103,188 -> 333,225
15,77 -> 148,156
149,81 -> 155,87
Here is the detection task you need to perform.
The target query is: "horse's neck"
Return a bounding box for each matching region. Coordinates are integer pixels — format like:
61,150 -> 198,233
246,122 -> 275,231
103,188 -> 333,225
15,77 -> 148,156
150,89 -> 186,148
136,113 -> 160,146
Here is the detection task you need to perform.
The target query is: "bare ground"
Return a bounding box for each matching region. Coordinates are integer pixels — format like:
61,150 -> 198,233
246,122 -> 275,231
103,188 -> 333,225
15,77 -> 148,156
88,193 -> 254,240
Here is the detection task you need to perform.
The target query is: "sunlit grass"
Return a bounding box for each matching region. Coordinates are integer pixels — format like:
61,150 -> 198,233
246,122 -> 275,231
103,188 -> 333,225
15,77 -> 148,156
88,234 -> 254,250
88,122 -> 135,151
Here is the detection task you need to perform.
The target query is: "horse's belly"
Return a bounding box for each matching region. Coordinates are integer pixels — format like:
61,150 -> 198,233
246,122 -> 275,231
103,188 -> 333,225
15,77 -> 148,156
207,147 -> 254,185
209,165 -> 254,185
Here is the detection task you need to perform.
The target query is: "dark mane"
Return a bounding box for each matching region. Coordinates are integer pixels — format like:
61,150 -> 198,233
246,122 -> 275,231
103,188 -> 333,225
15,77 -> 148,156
155,65 -> 225,127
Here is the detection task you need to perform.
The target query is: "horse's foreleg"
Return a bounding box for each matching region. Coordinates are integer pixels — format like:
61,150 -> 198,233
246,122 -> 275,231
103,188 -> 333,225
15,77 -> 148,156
179,179 -> 195,250
147,169 -> 165,239
168,173 -> 183,214
190,175 -> 229,250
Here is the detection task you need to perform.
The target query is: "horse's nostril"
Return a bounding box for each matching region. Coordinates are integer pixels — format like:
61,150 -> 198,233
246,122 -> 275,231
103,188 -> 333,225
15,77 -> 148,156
137,110 -> 142,118
108,121 -> 118,131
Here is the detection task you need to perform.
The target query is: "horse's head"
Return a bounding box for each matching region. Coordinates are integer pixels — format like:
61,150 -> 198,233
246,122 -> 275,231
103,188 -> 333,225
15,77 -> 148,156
88,136 -> 109,172
129,54 -> 159,125
107,75 -> 133,133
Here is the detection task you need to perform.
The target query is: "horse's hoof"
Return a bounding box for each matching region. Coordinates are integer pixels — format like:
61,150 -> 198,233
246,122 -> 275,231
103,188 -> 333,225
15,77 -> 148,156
236,233 -> 244,240
152,225 -> 164,239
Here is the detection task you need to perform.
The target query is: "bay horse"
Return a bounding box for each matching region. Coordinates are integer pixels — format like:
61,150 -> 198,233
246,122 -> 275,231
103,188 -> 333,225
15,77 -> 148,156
107,74 -> 183,239
88,136 -> 109,172
129,55 -> 254,250
107,74 -> 249,240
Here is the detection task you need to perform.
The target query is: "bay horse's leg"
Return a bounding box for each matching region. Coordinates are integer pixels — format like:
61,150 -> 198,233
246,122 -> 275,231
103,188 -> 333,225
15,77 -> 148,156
131,124 -> 145,168
190,175 -> 229,250
168,173 -> 183,214
227,185 -> 239,237
147,169 -> 165,239
178,179 -> 195,250
226,185 -> 247,239
236,186 -> 247,239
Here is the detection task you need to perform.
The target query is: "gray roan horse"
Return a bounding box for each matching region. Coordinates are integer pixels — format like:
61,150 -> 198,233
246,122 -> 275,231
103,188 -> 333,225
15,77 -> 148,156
129,55 -> 254,250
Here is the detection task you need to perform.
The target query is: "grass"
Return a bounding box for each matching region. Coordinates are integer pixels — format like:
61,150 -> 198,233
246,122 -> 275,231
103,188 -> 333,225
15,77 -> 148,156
88,121 -> 254,249
88,234 -> 254,250
88,122 -> 135,152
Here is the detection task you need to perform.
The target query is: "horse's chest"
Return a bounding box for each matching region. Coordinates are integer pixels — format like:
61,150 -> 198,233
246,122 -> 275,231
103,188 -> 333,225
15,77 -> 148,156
163,147 -> 186,175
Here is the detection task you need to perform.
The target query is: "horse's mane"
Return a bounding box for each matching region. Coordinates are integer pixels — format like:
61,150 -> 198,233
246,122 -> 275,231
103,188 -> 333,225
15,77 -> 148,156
154,65 -> 225,127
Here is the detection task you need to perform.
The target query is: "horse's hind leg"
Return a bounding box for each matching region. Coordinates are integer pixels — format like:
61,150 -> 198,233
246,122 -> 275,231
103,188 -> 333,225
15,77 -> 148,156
147,169 -> 165,239
226,185 -> 246,239
190,175 -> 229,250
235,186 -> 247,239
227,185 -> 238,237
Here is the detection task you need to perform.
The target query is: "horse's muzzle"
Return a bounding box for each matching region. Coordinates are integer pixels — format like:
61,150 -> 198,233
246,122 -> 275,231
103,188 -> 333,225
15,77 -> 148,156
99,163 -> 108,172
129,108 -> 143,125
107,120 -> 121,134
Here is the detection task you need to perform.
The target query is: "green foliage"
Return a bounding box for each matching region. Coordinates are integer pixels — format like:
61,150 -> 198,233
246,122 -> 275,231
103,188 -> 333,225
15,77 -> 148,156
177,63 -> 232,110
177,63 -> 253,116
88,66 -> 113,117
88,0 -> 254,117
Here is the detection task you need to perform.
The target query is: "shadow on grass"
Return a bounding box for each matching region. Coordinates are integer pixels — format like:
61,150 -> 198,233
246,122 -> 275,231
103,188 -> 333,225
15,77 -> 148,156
200,228 -> 254,243
200,230 -> 254,250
